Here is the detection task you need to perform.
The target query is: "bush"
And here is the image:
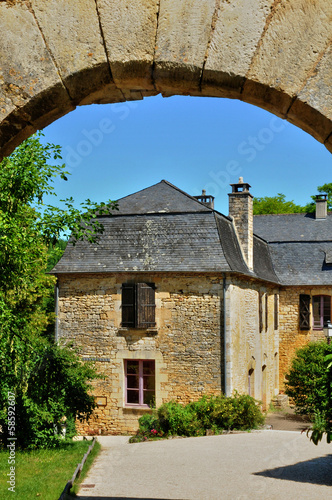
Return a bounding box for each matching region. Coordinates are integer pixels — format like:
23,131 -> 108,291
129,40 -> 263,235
157,401 -> 202,437
285,341 -> 332,416
131,393 -> 264,441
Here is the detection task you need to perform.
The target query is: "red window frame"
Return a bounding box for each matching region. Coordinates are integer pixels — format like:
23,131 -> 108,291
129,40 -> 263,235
312,295 -> 331,329
124,359 -> 155,407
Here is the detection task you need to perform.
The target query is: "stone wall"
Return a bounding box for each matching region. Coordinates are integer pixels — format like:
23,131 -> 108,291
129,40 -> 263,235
57,272 -> 224,435
226,276 -> 279,409
279,286 -> 327,389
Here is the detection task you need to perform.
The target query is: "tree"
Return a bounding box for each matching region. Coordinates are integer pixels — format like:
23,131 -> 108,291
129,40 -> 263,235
253,193 -> 306,215
284,342 -> 332,445
0,132 -> 117,449
309,353 -> 332,445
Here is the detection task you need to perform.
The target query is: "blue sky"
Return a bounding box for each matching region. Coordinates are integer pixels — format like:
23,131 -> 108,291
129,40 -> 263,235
41,94 -> 331,215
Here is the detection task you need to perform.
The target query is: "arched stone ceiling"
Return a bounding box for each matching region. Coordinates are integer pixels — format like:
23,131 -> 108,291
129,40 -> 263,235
0,0 -> 331,158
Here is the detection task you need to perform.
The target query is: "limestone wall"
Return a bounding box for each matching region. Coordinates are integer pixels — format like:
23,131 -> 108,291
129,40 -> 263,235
57,272 -> 224,434
279,287 -> 327,389
226,276 -> 279,409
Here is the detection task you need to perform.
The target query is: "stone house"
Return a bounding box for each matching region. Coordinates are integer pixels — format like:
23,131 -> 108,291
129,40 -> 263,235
52,179 -> 330,434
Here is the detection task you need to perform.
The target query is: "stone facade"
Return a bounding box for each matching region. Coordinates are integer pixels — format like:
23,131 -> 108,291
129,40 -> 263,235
57,271 -> 279,434
225,276 -> 279,409
0,1 -> 331,158
58,272 -> 224,434
278,286 -> 327,388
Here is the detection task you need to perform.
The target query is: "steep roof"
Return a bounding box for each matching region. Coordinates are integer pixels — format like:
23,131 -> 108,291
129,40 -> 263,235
113,180 -> 212,215
254,213 -> 332,285
52,180 -> 278,282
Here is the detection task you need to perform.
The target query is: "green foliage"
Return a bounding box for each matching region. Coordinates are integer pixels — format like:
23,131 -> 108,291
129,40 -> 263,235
0,132 -> 116,449
306,352 -> 332,445
157,401 -> 202,437
0,440 -> 100,499
303,183 -> 332,214
253,193 -> 306,215
285,342 -> 332,417
130,393 -> 264,442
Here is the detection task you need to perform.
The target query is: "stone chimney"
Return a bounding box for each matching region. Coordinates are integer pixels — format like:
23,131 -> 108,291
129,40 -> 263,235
228,177 -> 253,270
194,189 -> 214,209
315,194 -> 327,219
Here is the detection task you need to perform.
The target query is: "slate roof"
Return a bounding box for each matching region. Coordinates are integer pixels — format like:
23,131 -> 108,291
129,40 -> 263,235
52,180 -> 279,283
113,180 -> 212,215
254,213 -> 332,242
254,213 -> 332,285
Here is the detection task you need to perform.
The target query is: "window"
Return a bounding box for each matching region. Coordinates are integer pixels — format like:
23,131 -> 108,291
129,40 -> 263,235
125,359 -> 155,406
274,294 -> 279,330
121,282 -> 156,328
248,368 -> 254,397
259,292 -> 263,333
313,295 -> 331,329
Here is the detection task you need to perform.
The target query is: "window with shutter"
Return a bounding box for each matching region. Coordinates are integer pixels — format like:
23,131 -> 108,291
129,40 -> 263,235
121,282 -> 156,329
299,294 -> 310,330
137,282 -> 156,328
259,292 -> 263,333
274,294 -> 279,330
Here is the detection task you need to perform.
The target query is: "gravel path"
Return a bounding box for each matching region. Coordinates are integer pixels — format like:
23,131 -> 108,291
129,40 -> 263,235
77,431 -> 332,500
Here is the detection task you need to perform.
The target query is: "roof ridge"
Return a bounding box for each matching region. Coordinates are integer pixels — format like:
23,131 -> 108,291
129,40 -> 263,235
159,179 -> 215,211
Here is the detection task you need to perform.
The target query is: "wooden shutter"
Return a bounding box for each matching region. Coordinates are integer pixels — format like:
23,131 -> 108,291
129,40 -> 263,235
274,294 -> 279,330
122,284 -> 136,327
137,283 -> 156,328
299,294 -> 310,330
259,292 -> 263,332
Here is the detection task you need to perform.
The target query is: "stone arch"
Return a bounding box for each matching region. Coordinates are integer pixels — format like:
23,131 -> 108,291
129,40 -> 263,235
0,1 -> 331,158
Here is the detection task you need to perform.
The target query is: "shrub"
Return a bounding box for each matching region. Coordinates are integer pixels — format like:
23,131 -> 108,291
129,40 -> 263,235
157,401 -> 202,437
285,341 -> 332,416
132,393 -> 264,441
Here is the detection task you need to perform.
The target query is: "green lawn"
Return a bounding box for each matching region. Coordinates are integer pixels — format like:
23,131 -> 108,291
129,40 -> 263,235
0,439 -> 101,499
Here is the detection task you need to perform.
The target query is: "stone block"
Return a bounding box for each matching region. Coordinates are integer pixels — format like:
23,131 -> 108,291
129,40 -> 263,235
202,0 -> 273,95
247,0 -> 332,100
0,2 -> 73,132
31,0 -> 123,105
154,0 -> 215,92
96,0 -> 158,90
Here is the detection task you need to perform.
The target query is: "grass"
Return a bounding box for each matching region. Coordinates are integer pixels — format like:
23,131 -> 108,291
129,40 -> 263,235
0,439 -> 101,499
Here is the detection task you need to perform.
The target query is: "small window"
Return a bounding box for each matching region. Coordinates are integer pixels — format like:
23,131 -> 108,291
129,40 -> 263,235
125,359 -> 155,407
122,282 -> 156,328
313,295 -> 331,329
274,294 -> 279,330
259,292 -> 263,333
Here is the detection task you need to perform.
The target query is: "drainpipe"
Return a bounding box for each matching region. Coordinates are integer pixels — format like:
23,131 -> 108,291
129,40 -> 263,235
223,274 -> 232,397
55,279 -> 59,343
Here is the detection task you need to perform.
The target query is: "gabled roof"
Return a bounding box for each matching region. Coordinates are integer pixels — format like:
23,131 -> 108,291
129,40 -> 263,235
52,180 -> 278,282
113,180 -> 212,215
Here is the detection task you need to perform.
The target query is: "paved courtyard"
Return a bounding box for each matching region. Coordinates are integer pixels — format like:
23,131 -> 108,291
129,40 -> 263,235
77,431 -> 332,500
